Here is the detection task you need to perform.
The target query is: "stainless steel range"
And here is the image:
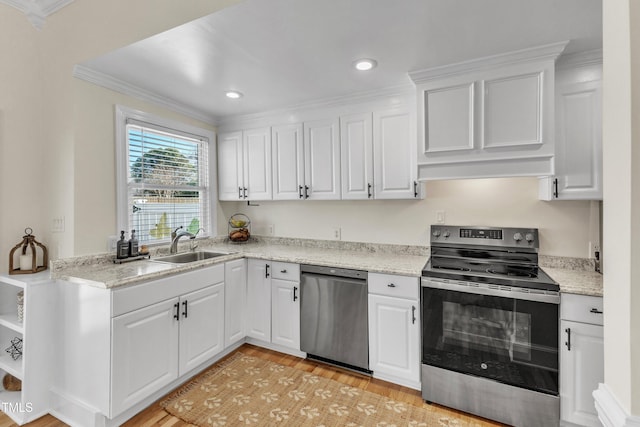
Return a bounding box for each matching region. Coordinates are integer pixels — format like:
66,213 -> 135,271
421,225 -> 560,427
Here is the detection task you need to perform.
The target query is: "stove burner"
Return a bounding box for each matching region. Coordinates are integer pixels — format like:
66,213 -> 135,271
432,265 -> 471,272
486,267 -> 537,278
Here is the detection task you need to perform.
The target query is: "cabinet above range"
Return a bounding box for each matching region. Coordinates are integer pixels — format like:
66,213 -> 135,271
409,42 -> 567,181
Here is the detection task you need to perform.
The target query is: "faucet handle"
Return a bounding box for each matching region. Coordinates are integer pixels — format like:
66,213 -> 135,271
171,226 -> 183,239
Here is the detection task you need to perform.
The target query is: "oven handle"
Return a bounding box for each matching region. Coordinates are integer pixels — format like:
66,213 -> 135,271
421,278 -> 560,304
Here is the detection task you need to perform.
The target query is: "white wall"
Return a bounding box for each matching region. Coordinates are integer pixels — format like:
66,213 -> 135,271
223,177 -> 599,257
0,0 -> 241,265
601,0 -> 640,416
0,6 -> 46,273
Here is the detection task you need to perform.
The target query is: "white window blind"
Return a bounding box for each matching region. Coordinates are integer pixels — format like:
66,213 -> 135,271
125,120 -> 210,244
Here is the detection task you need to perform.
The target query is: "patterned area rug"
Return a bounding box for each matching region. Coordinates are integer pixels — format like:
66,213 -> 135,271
160,352 -> 473,426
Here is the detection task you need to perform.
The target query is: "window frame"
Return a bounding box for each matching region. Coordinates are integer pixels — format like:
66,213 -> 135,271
115,105 -> 217,245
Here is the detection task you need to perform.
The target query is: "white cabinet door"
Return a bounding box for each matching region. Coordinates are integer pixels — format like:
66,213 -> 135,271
373,107 -> 418,199
218,131 -> 244,201
272,124 -> 305,200
341,113 -> 374,200
541,76 -> 602,201
271,278 -> 300,351
304,118 -> 341,200
560,320 -> 604,427
368,294 -> 420,385
482,72 -> 544,148
225,259 -> 247,347
243,127 -> 272,200
246,260 -> 272,341
178,283 -> 225,376
423,83 -> 475,153
111,298 -> 179,417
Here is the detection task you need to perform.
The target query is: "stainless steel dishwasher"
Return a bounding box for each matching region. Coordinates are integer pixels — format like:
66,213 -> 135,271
300,264 -> 370,373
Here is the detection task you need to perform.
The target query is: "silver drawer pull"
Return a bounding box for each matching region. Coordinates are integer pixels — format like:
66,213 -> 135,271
387,283 -> 396,288
590,308 -> 603,314
281,269 -> 287,273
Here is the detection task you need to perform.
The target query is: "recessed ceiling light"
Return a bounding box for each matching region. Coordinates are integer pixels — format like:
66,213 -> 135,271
225,90 -> 243,99
354,58 -> 377,71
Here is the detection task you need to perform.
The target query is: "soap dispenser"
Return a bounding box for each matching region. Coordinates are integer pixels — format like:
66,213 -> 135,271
117,231 -> 129,259
129,229 -> 139,257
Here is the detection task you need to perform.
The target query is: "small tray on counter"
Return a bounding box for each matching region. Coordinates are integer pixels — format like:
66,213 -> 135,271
113,254 -> 151,264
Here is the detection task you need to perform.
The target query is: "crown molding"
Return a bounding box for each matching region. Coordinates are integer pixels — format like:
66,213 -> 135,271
1,0 -> 74,29
556,48 -> 603,70
409,41 -> 569,84
73,64 -> 218,126
216,83 -> 415,128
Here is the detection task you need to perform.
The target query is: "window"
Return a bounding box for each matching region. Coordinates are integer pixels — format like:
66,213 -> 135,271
116,106 -> 216,245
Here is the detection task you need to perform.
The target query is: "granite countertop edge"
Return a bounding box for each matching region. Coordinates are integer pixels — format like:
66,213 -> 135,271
49,237 -> 603,297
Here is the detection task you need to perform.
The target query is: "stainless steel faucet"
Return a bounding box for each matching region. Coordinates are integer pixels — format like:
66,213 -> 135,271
170,227 -> 196,254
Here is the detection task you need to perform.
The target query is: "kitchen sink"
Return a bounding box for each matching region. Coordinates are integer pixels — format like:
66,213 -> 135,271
152,251 -> 230,264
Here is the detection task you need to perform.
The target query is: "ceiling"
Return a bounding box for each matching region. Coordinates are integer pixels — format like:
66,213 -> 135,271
75,0 -> 602,123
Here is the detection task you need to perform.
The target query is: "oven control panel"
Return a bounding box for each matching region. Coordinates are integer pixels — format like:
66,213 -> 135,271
431,225 -> 538,248
459,228 -> 502,239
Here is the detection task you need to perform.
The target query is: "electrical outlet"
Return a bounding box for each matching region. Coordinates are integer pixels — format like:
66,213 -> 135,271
107,235 -> 118,252
267,224 -> 274,236
52,216 -> 65,233
436,211 -> 446,224
332,227 -> 341,240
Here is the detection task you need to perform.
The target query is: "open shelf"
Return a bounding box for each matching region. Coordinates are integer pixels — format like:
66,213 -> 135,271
0,313 -> 24,334
0,353 -> 23,380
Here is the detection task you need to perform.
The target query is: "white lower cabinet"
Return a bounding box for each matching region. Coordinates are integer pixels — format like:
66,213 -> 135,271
271,262 -> 301,351
246,259 -> 272,341
560,293 -> 604,427
224,259 -> 247,346
53,264 -> 227,426
111,298 -> 179,416
246,259 -> 301,352
111,280 -> 224,417
368,273 -> 420,389
178,285 -> 225,375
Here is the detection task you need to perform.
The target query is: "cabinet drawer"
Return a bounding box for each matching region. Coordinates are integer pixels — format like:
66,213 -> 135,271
368,272 -> 419,300
561,293 -> 603,326
272,262 -> 300,281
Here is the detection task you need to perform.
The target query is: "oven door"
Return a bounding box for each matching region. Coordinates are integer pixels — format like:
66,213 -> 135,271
421,278 -> 559,395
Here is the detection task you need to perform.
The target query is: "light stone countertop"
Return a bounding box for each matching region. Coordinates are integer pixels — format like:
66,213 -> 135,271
544,267 -> 603,297
50,237 -> 603,297
51,237 -> 430,289
539,255 -> 603,297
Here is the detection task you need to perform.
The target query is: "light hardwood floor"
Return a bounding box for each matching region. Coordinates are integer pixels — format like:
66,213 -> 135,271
1,344 -> 507,427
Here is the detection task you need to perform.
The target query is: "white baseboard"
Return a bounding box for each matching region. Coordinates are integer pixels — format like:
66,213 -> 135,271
594,383 -> 640,427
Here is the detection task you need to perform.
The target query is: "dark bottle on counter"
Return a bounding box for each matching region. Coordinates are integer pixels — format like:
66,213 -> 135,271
117,230 -> 129,259
129,229 -> 139,257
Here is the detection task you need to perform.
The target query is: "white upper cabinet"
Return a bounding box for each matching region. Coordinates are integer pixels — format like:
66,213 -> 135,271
243,127 -> 273,200
423,83 -> 475,153
272,124 -> 305,200
304,118 -> 341,200
539,55 -> 602,201
341,112 -> 374,200
373,107 -> 420,199
271,120 -> 342,201
217,131 -> 244,200
410,42 -> 567,181
218,128 -> 272,201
